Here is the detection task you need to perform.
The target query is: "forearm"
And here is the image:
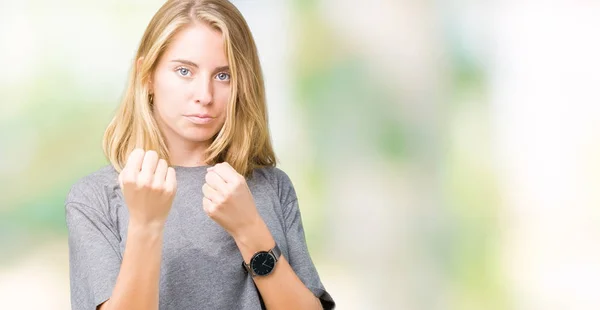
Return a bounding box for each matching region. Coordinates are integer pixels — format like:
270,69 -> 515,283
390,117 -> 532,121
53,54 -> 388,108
100,223 -> 164,310
233,221 -> 322,310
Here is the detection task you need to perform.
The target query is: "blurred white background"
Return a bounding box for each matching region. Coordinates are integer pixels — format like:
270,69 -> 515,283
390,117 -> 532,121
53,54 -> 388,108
1,0 -> 599,309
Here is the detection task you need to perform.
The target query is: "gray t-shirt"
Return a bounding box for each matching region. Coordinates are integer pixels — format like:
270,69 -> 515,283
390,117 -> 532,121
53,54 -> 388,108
65,164 -> 334,310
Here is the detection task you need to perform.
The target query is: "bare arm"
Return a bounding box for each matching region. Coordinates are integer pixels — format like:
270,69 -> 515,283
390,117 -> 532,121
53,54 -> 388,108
203,163 -> 324,310
98,224 -> 164,310
98,149 -> 176,310
233,221 -> 323,310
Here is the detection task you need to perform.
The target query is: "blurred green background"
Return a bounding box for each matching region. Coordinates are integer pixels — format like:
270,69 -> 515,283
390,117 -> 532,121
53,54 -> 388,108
2,0 -> 600,309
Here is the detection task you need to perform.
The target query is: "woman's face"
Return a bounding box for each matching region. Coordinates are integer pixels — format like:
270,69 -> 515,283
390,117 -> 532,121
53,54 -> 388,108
149,22 -> 231,148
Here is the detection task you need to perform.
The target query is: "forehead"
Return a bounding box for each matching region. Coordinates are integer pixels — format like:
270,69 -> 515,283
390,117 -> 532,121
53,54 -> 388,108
162,22 -> 228,67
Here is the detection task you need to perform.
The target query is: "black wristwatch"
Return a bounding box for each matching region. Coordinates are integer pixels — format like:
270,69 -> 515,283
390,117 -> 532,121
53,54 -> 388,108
243,244 -> 281,277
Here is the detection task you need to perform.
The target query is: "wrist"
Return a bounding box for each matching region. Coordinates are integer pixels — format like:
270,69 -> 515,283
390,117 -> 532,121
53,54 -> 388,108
233,220 -> 275,263
128,220 -> 165,236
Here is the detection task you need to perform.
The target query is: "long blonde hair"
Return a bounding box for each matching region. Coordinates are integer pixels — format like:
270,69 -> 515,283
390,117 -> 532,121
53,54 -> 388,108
103,0 -> 276,177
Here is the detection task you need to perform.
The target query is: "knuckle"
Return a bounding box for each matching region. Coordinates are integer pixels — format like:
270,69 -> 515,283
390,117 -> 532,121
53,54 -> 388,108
137,177 -> 152,188
206,172 -> 215,181
150,183 -> 162,191
121,173 -> 135,185
232,178 -> 242,187
203,204 -> 212,215
219,195 -> 230,204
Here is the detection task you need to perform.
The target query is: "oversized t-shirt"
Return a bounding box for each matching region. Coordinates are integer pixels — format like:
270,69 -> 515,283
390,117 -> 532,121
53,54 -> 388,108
65,164 -> 334,309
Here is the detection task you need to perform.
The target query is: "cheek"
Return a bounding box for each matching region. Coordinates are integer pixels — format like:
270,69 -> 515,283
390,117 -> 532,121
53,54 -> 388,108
212,88 -> 229,129
156,71 -> 184,97
213,85 -> 231,111
154,73 -> 187,113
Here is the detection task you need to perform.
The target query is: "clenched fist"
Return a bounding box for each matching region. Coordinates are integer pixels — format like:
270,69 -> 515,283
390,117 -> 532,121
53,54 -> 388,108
202,162 -> 262,237
119,148 -> 177,229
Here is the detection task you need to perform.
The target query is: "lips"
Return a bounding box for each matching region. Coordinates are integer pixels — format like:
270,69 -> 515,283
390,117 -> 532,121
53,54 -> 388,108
186,113 -> 213,118
184,114 -> 214,125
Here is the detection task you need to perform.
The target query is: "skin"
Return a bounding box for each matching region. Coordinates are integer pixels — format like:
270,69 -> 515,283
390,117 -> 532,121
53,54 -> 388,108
98,22 -> 322,310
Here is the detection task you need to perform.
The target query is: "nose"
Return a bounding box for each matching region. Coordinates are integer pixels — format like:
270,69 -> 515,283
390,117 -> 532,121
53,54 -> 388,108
193,73 -> 213,105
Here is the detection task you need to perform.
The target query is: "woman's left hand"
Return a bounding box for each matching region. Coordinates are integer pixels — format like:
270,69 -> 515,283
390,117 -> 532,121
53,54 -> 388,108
202,162 -> 262,237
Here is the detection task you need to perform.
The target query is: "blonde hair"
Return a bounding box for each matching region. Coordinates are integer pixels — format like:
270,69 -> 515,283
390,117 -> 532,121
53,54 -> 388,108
103,0 -> 276,177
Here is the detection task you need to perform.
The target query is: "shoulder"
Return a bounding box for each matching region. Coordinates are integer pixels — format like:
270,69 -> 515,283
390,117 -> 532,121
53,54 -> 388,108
251,166 -> 297,206
65,164 -> 119,209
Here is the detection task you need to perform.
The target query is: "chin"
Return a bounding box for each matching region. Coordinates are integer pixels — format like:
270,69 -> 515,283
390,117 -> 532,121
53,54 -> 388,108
181,130 -> 218,143
174,121 -> 223,143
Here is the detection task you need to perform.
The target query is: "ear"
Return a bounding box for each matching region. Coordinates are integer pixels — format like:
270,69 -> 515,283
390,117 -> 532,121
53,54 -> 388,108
136,57 -> 153,93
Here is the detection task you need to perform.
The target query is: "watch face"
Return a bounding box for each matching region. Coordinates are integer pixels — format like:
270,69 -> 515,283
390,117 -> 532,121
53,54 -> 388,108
251,252 -> 276,276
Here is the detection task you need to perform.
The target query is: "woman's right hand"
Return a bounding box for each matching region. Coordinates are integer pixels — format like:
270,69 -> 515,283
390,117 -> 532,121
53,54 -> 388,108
118,148 -> 177,229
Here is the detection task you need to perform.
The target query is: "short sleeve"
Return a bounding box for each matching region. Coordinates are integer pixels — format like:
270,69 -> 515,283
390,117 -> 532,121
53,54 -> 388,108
280,182 -> 336,309
65,182 -> 122,310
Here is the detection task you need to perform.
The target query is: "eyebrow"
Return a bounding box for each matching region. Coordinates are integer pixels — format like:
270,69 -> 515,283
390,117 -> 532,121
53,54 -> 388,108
170,59 -> 230,72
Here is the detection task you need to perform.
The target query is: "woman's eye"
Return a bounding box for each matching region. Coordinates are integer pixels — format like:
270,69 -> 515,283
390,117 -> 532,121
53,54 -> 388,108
216,72 -> 230,81
177,67 -> 191,77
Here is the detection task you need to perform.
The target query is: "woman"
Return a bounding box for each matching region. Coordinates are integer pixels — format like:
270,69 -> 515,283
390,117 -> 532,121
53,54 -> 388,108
65,0 -> 335,309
